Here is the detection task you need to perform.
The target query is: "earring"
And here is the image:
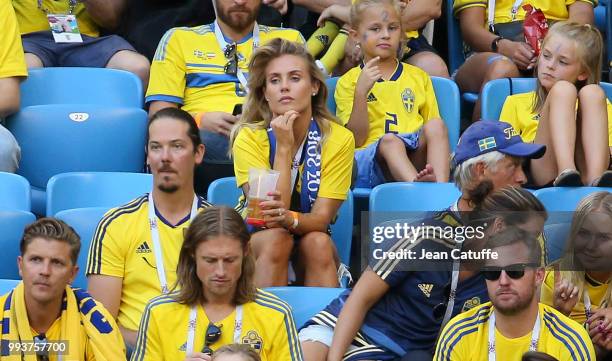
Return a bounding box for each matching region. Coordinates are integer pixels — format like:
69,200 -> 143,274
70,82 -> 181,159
356,43 -> 361,49
312,92 -> 317,96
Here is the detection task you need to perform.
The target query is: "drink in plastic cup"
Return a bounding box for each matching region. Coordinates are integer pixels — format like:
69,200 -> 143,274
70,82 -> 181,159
246,168 -> 280,227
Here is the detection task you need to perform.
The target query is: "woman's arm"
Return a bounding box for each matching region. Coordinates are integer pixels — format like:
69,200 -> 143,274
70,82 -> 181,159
401,0 -> 442,32
327,269 -> 390,361
568,1 -> 595,25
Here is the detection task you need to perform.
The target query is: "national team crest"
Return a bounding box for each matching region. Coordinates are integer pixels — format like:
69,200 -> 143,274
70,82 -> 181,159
401,88 -> 415,113
462,297 -> 481,312
241,330 -> 263,353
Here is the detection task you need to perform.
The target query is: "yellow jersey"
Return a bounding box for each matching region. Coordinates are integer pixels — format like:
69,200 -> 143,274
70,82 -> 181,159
131,289 -> 303,361
146,23 -> 304,115
435,302 -> 596,361
11,0 -> 99,37
335,61 -> 440,150
500,91 -> 612,146
232,121 -> 354,203
541,270 -> 610,325
453,0 -> 597,24
86,194 -> 211,331
1,0 -> 27,78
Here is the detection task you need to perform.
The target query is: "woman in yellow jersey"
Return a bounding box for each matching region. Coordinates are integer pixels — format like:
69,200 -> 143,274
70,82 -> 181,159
131,207 -> 303,361
541,191 -> 612,357
230,38 -> 355,287
500,22 -> 612,187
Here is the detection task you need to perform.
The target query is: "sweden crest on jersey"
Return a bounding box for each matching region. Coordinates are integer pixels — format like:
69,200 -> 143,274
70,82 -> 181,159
401,88 -> 415,113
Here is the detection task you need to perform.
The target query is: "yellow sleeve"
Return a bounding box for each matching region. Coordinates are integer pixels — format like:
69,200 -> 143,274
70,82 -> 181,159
434,321 -> 468,361
568,0 -> 598,7
131,301 -> 163,361
334,70 -> 358,125
232,128 -> 271,187
453,0 -> 486,17
421,74 -> 441,123
607,100 -> 612,147
86,212 -> 126,277
146,28 -> 187,105
317,125 -> 354,200
540,270 -> 556,308
270,310 -> 304,361
0,0 -> 27,78
499,96 -> 520,130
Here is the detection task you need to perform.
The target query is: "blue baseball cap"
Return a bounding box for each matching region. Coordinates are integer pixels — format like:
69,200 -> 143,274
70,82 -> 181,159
452,120 -> 546,167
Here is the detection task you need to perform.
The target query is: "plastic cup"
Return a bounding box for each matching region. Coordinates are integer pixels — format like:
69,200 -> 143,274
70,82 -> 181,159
246,169 -> 280,227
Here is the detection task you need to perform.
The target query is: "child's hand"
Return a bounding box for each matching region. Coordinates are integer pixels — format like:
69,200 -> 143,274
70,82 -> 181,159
270,110 -> 299,151
356,56 -> 382,96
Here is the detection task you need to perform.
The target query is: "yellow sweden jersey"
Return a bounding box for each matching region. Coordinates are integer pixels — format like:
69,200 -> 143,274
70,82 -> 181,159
453,0 -> 597,24
541,270 -> 610,325
499,91 -> 612,146
435,302 -> 596,361
86,194 -> 211,331
232,121 -> 354,201
1,0 -> 27,78
11,0 -> 99,37
335,61 -> 440,150
27,317 -> 95,361
146,23 -> 304,114
131,289 -> 303,361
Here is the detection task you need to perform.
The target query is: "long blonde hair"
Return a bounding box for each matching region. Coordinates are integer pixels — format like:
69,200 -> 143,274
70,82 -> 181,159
532,21 -> 603,113
349,0 -> 406,59
559,191 -> 612,308
229,39 -> 337,152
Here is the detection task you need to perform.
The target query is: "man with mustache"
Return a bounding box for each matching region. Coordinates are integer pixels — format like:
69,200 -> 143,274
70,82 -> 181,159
435,228 -> 595,361
146,0 -> 304,162
86,108 -> 212,352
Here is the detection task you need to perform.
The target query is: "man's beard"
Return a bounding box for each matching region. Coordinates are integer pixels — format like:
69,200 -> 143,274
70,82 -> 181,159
158,183 -> 179,193
217,4 -> 260,34
493,288 -> 535,316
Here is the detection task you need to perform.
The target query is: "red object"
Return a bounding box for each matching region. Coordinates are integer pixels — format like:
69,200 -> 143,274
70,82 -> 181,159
523,4 -> 548,55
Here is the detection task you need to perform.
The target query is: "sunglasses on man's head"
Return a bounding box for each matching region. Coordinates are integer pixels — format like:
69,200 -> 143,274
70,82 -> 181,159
202,323 -> 222,355
481,263 -> 539,281
432,282 -> 453,321
224,43 -> 238,76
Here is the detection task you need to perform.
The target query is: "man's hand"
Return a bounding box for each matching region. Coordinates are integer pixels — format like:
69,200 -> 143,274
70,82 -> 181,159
263,0 -> 288,14
498,40 -> 537,70
355,56 -> 381,96
200,112 -> 238,136
552,269 -> 579,316
270,110 -> 299,151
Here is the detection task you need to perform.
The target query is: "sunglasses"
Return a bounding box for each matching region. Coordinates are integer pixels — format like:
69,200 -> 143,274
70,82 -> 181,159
224,43 -> 238,76
432,283 -> 454,321
34,334 -> 49,361
481,263 -> 539,281
202,323 -> 222,355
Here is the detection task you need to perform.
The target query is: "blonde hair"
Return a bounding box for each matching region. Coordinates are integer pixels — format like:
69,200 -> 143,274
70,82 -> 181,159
349,0 -> 405,58
212,344 -> 261,361
229,39 -> 337,152
559,191 -> 612,308
532,21 -> 603,113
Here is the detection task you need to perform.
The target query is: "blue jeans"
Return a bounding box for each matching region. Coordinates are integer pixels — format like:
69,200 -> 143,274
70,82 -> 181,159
200,130 -> 231,163
0,123 -> 20,173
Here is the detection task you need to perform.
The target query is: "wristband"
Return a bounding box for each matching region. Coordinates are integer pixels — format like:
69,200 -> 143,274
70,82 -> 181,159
491,36 -> 504,53
194,112 -> 206,128
288,211 -> 299,230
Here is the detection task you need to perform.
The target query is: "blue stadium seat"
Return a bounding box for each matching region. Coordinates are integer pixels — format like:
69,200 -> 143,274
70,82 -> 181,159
0,279 -> 20,296
544,222 -> 571,263
534,187 -> 612,212
446,0 -> 464,75
482,78 -> 612,120
56,207 -> 109,289
370,182 -> 461,213
47,172 -> 152,216
265,286 -> 345,328
0,172 -> 30,211
596,2 -> 607,34
207,177 -> 354,265
325,77 -> 460,151
0,210 -> 36,279
20,68 -> 143,108
6,105 -> 147,215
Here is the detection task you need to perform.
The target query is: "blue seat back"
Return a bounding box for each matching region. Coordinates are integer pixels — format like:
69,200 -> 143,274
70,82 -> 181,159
6,105 -> 147,215
207,177 -> 353,265
534,187 -> 612,212
370,182 -> 460,213
56,207 -> 109,289
0,210 -> 36,279
20,68 -> 143,108
0,172 -> 30,211
325,76 -> 460,151
265,286 -> 345,328
0,279 -> 20,295
47,172 -> 152,216
446,0 -> 465,74
608,0 -> 612,73
482,78 -> 612,120
544,222 -> 571,263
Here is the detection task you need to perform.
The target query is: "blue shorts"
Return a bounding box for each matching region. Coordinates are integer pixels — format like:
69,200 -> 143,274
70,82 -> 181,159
354,132 -> 420,189
22,31 -> 135,68
402,34 -> 438,60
